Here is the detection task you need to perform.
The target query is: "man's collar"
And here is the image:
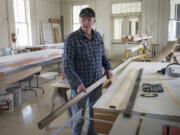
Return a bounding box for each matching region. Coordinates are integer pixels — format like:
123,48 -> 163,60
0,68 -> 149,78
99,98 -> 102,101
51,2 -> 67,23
79,27 -> 94,37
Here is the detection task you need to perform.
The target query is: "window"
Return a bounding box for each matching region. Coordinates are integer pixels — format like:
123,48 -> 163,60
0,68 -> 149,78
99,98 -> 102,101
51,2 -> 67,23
112,2 -> 141,14
176,4 -> 180,38
72,5 -> 89,31
13,0 -> 32,46
111,1 -> 142,41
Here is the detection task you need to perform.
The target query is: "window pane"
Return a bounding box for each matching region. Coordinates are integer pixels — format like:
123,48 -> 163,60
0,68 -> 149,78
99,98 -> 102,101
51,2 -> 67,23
73,5 -> 88,23
112,2 -> 141,14
129,18 -> 139,35
114,19 -> 122,40
73,5 -> 88,31
73,24 -> 81,31
14,0 -> 26,22
176,4 -> 180,21
16,23 -> 28,46
176,22 -> 180,38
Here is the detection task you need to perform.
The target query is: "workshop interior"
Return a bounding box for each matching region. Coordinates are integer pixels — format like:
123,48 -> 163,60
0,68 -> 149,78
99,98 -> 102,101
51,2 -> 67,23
0,0 -> 180,135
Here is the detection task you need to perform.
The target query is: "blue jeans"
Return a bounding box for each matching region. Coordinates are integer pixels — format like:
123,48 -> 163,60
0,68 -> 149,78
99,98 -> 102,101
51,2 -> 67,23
71,86 -> 102,135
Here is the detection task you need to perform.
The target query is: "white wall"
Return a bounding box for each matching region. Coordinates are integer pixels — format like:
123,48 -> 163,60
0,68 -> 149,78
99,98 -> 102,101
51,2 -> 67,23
0,0 -> 10,48
29,0 -> 62,45
0,0 -> 62,48
142,0 -> 170,51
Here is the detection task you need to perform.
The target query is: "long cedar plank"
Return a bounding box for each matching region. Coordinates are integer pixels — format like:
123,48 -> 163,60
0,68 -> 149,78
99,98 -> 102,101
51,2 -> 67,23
108,68 -> 139,109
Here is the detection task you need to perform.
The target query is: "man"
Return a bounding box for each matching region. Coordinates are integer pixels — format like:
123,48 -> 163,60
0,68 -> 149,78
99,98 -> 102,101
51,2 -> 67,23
63,7 -> 112,135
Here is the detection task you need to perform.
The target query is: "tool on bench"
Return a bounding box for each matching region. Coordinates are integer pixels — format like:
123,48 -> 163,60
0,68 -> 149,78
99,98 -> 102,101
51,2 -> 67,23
157,63 -> 180,77
142,83 -> 164,93
140,83 -> 164,97
140,93 -> 158,97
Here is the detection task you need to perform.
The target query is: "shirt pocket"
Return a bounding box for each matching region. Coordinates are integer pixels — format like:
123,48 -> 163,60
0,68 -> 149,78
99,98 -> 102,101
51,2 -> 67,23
75,46 -> 89,62
94,42 -> 103,58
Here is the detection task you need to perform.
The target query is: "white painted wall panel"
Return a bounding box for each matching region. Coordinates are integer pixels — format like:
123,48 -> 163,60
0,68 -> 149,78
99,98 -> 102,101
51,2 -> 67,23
0,0 -> 10,48
30,0 -> 61,45
95,0 -> 111,56
0,0 -> 8,18
0,20 -> 9,48
142,0 -> 159,44
36,0 -> 61,22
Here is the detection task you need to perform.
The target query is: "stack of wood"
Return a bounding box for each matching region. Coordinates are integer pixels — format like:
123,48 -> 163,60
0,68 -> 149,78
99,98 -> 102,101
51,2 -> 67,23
121,34 -> 152,42
25,43 -> 64,52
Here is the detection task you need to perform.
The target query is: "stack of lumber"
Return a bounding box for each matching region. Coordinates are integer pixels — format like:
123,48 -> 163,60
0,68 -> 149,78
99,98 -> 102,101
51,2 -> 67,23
25,43 -> 64,51
0,49 -> 63,76
121,34 -> 152,42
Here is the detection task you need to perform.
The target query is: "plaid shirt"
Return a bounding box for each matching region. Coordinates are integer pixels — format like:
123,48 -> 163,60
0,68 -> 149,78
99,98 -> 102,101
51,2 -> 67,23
63,28 -> 112,89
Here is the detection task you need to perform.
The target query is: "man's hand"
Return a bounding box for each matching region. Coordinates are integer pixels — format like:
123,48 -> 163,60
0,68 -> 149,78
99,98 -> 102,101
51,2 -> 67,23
105,69 -> 113,79
77,84 -> 87,93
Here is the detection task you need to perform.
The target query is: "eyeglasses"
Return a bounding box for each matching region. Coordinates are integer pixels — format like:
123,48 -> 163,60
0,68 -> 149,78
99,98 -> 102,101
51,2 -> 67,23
80,17 -> 95,22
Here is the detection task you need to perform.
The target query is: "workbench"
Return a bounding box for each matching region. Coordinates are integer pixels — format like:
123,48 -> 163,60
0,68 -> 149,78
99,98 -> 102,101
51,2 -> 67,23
93,62 -> 180,134
49,77 -> 72,119
0,49 -> 63,89
44,77 -> 71,129
0,49 -> 63,76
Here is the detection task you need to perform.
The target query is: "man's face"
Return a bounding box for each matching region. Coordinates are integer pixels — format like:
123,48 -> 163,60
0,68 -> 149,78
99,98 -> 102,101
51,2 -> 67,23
79,16 -> 96,34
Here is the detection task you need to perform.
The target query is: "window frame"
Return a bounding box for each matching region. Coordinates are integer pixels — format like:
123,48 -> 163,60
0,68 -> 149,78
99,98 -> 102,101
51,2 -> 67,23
13,0 -> 32,47
111,1 -> 142,43
72,4 -> 89,32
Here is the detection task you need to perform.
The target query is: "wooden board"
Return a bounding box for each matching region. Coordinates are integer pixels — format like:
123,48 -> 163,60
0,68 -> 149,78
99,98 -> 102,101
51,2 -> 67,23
93,68 -> 140,134
93,67 -> 141,112
0,49 -> 63,75
0,66 -> 41,89
94,112 -> 118,134
49,18 -> 60,23
54,27 -> 61,43
108,68 -> 140,109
